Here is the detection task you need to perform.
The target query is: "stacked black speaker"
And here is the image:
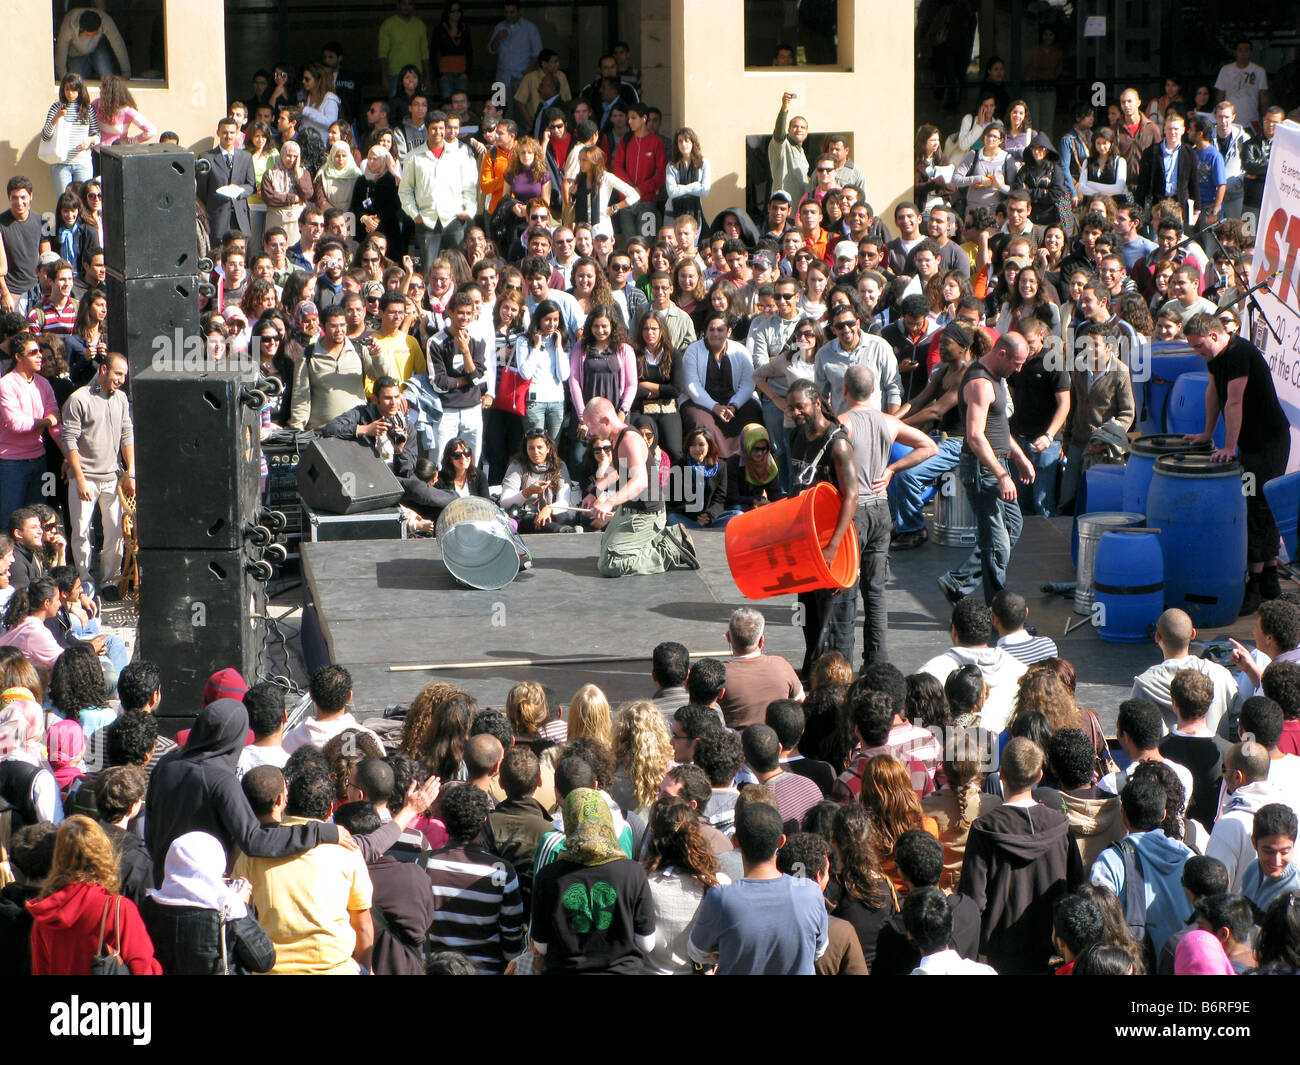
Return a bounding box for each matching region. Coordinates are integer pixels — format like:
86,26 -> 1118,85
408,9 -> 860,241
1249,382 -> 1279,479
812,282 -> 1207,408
102,145 -> 284,733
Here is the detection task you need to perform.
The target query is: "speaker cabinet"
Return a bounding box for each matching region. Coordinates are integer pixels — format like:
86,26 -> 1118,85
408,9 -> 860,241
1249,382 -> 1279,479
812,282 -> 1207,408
296,437 -> 404,514
106,274 -> 201,379
132,367 -> 262,550
100,144 -> 199,278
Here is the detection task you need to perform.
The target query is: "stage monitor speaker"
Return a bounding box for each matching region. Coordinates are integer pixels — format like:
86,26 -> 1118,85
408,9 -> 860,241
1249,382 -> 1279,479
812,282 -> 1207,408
100,144 -> 199,278
106,274 -> 201,378
138,545 -> 266,735
296,437 -> 403,514
132,367 -> 263,550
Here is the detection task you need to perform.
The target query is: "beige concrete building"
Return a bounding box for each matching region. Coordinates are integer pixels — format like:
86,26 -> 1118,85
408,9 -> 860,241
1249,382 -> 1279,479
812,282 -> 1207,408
640,0 -> 914,223
0,0 -> 228,210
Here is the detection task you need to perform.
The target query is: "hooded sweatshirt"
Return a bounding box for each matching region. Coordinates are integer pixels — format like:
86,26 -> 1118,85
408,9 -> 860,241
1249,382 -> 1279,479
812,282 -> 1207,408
281,710 -> 384,756
1130,657 -> 1235,736
1206,780 -> 1300,891
920,646 -> 1028,736
27,881 -> 162,975
1240,858 -> 1300,912
1090,829 -> 1195,956
144,699 -> 339,886
958,802 -> 1083,974
1011,132 -> 1069,225
1036,786 -> 1126,873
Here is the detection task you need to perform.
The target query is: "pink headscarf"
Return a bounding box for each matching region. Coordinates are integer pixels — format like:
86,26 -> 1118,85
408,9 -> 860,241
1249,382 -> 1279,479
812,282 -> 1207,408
1174,930 -> 1236,975
46,719 -> 86,790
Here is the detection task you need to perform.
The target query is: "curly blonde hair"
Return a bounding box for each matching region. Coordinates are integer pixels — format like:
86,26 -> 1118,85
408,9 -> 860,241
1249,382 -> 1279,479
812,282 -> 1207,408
506,680 -> 550,736
566,684 -> 611,748
1010,668 -> 1081,733
612,700 -> 673,809
41,815 -> 119,898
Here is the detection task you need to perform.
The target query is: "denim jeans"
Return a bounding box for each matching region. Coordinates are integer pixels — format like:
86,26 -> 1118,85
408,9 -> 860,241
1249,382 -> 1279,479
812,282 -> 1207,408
524,400 -> 565,443
51,158 -> 94,197
941,453 -> 1024,603
760,397 -> 792,494
67,43 -> 114,80
799,585 -> 857,677
1223,179 -> 1246,221
435,404 -> 484,464
439,73 -> 470,99
0,457 -> 49,526
1013,435 -> 1062,517
413,218 -> 469,266
616,202 -> 659,241
1057,443 -> 1086,512
892,435 -> 962,533
856,498 -> 893,665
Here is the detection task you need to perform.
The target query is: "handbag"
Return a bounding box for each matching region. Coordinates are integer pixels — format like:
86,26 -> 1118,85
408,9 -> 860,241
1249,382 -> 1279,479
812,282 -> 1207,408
497,366 -> 529,417
90,895 -> 131,975
38,115 -> 72,164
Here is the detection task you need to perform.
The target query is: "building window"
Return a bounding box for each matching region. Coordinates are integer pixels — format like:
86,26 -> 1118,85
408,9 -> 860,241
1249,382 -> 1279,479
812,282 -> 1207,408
744,0 -> 842,69
54,2 -> 167,84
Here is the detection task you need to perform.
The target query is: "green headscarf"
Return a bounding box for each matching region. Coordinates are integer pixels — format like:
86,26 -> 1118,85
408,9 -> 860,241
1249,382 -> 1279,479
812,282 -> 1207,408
319,143 -> 363,182
561,788 -> 624,867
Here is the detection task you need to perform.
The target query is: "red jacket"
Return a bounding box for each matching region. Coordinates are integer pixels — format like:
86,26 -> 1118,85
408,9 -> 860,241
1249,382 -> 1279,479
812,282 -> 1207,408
28,882 -> 162,975
613,132 -> 666,201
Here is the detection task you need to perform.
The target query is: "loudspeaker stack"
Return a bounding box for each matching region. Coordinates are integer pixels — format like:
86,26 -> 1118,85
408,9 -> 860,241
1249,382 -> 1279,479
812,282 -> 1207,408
104,145 -> 285,732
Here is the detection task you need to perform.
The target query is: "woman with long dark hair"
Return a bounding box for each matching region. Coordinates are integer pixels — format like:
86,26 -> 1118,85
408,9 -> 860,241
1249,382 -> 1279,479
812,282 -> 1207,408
679,311 -> 761,459
400,682 -> 476,783
828,804 -> 897,969
63,287 -> 108,381
252,317 -> 293,425
515,300 -> 569,444
499,429 -> 576,533
433,3 -> 474,100
53,191 -> 99,284
93,74 -> 155,148
665,127 -> 710,229
569,305 -> 635,465
667,427 -> 730,529
631,311 -> 683,462
43,74 -> 100,195
643,795 -> 726,974
432,436 -> 490,501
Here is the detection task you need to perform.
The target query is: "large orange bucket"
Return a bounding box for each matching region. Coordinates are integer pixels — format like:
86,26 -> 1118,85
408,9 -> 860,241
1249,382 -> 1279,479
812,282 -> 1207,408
724,482 -> 860,599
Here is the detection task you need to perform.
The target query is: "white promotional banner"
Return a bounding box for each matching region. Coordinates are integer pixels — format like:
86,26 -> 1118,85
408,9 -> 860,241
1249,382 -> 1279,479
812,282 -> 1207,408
1249,119 -> 1300,471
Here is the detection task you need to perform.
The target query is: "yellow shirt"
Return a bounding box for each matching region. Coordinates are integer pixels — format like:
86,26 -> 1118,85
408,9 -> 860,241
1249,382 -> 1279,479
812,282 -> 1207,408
233,816 -> 373,975
373,331 -> 426,383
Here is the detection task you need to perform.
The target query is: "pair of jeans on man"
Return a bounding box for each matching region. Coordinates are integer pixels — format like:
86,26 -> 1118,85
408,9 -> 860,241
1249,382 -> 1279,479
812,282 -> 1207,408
939,452 -> 1023,604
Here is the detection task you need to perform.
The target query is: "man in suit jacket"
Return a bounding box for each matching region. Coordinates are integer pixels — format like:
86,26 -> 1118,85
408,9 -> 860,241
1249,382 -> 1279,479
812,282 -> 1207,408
197,118 -> 255,238
1135,112 -> 1196,217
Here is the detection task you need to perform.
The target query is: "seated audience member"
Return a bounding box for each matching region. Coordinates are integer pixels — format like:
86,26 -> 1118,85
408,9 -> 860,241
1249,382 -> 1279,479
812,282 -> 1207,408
236,682 -> 289,778
531,787 -> 657,974
741,724 -> 823,835
1035,727 -> 1124,873
232,764 -> 373,974
1240,803 -> 1300,912
1156,855 -> 1230,974
693,728 -> 745,837
919,598 -> 1027,734
776,832 -> 868,976
922,727 -> 1003,889
1130,608 -> 1235,735
905,887 -> 998,975
766,699 -> 835,797
142,831 -> 276,975
688,802 -> 828,975
1157,670 -> 1230,830
282,664 -> 382,754
718,607 -> 804,730
991,589 -> 1058,665
486,746 -> 553,917
669,704 -> 721,768
333,801 -> 435,976
824,802 -> 899,971
959,737 -> 1083,974
873,828 -> 982,975
1089,774 -> 1195,964
649,640 -> 691,726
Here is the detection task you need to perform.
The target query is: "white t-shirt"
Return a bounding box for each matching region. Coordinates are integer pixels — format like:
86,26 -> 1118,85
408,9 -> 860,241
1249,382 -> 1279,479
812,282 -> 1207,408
1215,61 -> 1269,128
1100,756 -> 1195,808
236,743 -> 290,780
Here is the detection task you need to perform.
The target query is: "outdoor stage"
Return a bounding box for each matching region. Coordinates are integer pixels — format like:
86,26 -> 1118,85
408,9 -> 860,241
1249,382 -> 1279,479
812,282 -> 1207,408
300,516 -> 1258,730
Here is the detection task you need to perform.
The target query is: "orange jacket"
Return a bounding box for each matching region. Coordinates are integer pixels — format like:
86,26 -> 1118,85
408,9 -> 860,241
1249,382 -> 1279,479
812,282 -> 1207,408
479,148 -> 508,213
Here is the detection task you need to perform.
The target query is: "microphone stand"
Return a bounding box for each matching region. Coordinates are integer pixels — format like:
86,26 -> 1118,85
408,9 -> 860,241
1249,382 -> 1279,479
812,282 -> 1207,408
1215,270 -> 1284,344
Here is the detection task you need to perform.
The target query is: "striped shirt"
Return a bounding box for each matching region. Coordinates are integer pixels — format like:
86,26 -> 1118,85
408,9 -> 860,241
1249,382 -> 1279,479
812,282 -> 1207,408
28,297 -> 77,335
996,633 -> 1060,667
425,843 -> 524,973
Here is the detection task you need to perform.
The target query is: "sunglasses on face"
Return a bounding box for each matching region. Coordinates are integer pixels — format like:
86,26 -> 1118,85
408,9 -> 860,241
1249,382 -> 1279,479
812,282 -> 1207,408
362,256 -> 380,264
610,262 -> 631,271
592,444 -> 612,453
452,450 -> 472,458
750,443 -> 770,453
833,320 -> 856,331
776,292 -> 798,300
547,122 -> 565,131
43,522 -> 58,531
796,330 -> 815,339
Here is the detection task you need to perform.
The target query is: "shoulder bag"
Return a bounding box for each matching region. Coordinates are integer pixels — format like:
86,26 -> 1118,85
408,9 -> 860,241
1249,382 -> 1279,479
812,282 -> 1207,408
90,895 -> 131,975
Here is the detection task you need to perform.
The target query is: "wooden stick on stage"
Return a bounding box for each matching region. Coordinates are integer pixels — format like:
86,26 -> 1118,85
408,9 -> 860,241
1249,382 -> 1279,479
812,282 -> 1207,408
390,650 -> 732,672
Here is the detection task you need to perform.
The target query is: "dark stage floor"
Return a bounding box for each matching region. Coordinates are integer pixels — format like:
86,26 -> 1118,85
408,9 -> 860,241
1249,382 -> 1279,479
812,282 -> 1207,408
302,516 -> 1261,732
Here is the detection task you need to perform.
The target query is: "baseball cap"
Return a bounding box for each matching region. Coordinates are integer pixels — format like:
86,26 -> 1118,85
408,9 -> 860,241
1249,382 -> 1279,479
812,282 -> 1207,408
769,190 -> 792,204
750,250 -> 777,271
834,240 -> 859,262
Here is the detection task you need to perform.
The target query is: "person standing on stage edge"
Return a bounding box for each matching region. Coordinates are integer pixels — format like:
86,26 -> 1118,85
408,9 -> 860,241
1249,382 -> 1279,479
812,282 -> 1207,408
938,333 -> 1034,605
786,379 -> 857,677
837,366 -> 937,667
1184,312 -> 1291,615
582,397 -> 698,577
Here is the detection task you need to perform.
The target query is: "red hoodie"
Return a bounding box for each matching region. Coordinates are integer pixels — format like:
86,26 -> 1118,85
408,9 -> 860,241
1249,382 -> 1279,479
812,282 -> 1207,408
27,881 -> 162,975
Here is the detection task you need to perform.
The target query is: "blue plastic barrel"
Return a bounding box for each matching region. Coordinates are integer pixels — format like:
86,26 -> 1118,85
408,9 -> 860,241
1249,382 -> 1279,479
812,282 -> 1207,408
1263,472 -> 1300,561
1122,434 -> 1213,515
1167,372 -> 1226,448
1072,463 -> 1126,566
1147,453 -> 1246,627
1094,530 -> 1166,642
1138,344 -> 1205,435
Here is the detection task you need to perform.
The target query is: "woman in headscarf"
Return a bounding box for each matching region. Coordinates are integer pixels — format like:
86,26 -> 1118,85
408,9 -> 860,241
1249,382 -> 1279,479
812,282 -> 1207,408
46,718 -> 85,795
260,138 -> 317,246
725,422 -> 786,513
529,787 -> 657,974
285,299 -> 320,363
1174,929 -> 1236,976
0,696 -> 59,826
350,144 -> 405,255
315,140 -> 362,215
142,831 -> 276,975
